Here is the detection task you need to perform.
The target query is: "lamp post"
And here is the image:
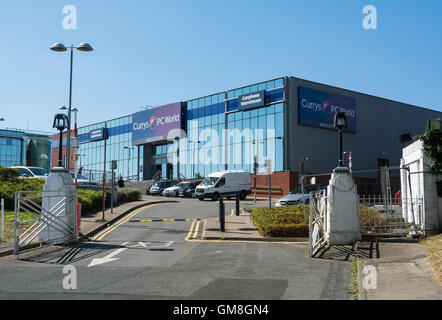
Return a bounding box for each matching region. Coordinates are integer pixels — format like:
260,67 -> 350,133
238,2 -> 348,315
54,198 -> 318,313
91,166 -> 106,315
253,139 -> 264,203
50,42 -> 93,174
60,106 -> 79,188
52,114 -> 68,167
189,140 -> 200,178
124,146 -> 134,180
334,112 -> 348,169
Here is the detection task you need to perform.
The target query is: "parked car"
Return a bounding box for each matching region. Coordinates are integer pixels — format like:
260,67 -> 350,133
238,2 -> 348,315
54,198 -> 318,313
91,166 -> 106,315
70,173 -> 98,187
163,182 -> 189,197
12,166 -> 49,179
195,170 -> 251,201
275,185 -> 327,207
149,180 -> 176,196
178,180 -> 203,198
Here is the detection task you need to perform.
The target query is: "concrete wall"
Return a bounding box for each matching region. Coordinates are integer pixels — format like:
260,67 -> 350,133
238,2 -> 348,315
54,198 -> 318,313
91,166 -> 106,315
286,77 -> 442,175
401,140 -> 441,233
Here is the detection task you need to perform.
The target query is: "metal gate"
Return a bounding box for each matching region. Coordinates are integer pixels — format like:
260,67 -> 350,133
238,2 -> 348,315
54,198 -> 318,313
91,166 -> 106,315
359,195 -> 423,238
14,189 -> 77,255
309,190 -> 328,257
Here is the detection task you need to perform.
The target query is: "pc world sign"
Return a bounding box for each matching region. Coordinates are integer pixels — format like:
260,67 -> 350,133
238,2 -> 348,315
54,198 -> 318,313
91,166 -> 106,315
298,87 -> 357,132
132,102 -> 182,145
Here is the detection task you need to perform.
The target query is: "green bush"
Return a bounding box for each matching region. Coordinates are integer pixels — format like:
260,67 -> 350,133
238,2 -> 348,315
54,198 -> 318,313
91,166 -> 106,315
251,205 -> 309,238
0,166 -> 19,180
0,177 -> 45,211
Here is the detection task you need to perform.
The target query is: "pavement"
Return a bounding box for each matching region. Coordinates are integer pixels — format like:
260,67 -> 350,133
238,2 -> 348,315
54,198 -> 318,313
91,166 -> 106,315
357,239 -> 442,300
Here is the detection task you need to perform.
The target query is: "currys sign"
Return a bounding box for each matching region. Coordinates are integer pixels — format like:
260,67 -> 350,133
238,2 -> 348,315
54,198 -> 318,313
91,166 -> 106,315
298,87 -> 356,132
132,102 -> 182,145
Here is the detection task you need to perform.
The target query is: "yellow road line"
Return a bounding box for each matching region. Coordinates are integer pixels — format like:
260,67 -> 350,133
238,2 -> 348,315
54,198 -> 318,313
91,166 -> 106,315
192,220 -> 201,239
185,221 -> 196,241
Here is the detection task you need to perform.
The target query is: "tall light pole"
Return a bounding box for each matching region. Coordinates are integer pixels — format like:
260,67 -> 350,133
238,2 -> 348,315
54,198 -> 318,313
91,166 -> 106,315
51,42 -> 93,174
189,140 -> 200,178
253,139 -> 264,203
124,146 -> 134,180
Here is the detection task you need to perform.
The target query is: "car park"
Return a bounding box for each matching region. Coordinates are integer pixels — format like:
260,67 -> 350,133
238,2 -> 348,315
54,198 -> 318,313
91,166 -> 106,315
149,180 -> 176,196
275,184 -> 327,207
163,182 -> 188,197
178,180 -> 203,198
12,166 -> 49,179
195,170 -> 251,201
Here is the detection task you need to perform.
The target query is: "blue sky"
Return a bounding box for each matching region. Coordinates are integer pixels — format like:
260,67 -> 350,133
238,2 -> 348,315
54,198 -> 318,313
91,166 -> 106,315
0,0 -> 441,133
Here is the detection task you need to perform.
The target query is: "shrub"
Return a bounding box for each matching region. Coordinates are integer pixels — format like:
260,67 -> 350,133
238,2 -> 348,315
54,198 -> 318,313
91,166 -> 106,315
251,205 -> 309,238
0,178 -> 45,211
0,166 -> 19,180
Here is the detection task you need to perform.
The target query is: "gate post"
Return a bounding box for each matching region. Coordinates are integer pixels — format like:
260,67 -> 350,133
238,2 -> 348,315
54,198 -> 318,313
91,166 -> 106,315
326,168 -> 361,245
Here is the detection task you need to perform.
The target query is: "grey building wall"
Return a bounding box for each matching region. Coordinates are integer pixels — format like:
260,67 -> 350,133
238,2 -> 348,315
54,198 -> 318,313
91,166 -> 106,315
286,77 -> 442,175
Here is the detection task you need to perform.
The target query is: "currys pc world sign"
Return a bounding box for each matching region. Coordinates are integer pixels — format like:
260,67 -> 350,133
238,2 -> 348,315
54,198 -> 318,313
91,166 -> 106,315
298,87 -> 357,132
132,102 -> 182,145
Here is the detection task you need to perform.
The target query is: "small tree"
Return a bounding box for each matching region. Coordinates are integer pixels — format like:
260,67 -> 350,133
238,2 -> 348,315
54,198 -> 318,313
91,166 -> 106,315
418,127 -> 442,175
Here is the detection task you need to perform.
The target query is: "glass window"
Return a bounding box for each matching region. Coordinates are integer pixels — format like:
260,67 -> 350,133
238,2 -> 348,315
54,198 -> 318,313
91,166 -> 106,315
275,78 -> 283,88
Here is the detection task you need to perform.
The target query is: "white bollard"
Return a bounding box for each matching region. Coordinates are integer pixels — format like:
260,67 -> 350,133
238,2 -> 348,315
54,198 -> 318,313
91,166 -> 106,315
325,167 -> 362,245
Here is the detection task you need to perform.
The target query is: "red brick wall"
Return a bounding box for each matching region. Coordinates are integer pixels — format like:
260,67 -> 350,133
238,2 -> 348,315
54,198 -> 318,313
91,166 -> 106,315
250,171 -> 299,199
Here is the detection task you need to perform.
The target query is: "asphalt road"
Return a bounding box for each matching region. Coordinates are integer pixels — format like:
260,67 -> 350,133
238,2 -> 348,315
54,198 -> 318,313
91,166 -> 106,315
0,197 -> 352,300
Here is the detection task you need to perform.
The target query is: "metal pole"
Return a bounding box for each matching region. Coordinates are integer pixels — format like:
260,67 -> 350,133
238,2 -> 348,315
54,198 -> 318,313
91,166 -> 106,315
0,199 -> 4,243
268,173 -> 271,209
58,130 -> 63,166
66,46 -> 74,173
235,192 -> 240,216
111,170 -> 115,214
102,124 -> 107,221
219,197 -> 225,232
339,129 -> 343,167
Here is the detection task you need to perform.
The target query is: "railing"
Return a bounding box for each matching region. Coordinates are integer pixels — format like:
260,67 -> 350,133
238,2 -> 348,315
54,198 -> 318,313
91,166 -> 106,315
359,195 -> 423,237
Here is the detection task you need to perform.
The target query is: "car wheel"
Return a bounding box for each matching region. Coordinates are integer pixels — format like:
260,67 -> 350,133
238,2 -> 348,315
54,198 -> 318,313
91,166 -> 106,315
212,193 -> 219,201
240,191 -> 247,200
198,197 -> 204,201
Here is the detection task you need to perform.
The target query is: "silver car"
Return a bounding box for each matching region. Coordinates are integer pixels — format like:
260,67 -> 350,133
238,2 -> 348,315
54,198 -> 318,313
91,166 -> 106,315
275,185 -> 327,207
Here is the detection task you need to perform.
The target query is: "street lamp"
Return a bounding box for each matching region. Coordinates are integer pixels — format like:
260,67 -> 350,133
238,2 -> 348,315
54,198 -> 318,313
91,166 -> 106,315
53,113 -> 68,167
334,112 -> 348,168
51,42 -> 93,174
189,140 -> 200,178
124,146 -> 134,180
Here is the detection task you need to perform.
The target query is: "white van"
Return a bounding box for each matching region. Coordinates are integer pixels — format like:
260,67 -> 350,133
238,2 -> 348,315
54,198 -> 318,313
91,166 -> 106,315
195,170 -> 251,201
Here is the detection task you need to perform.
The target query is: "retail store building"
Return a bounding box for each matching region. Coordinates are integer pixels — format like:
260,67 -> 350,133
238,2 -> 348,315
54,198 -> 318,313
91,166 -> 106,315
51,76 -> 442,196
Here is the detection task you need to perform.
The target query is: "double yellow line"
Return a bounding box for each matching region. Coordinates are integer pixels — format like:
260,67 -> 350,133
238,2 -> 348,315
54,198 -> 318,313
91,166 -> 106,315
185,220 -> 202,241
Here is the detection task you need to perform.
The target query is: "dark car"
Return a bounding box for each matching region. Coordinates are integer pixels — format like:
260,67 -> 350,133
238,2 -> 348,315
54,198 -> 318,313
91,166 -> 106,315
149,180 -> 176,196
178,180 -> 203,198
275,185 -> 327,207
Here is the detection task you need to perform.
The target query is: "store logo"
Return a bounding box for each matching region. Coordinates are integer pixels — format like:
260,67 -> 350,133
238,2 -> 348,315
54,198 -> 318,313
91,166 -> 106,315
149,116 -> 158,129
322,101 -> 331,114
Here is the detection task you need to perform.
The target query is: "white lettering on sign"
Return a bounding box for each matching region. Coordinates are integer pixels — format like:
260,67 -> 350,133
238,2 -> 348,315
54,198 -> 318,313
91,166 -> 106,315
301,98 -> 356,118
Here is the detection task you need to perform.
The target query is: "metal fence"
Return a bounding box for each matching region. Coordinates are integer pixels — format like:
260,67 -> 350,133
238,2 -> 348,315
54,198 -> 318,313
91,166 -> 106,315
359,195 -> 423,237
14,189 -> 77,255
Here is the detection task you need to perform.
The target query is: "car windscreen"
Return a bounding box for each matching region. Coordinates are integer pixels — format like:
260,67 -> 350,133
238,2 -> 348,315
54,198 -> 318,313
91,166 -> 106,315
29,168 -> 49,176
201,177 -> 218,186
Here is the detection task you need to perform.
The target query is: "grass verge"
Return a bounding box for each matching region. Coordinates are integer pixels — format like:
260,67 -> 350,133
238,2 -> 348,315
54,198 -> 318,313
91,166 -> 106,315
419,234 -> 442,285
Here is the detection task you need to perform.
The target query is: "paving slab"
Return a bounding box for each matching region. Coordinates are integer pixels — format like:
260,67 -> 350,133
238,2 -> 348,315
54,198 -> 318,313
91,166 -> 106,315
358,240 -> 442,300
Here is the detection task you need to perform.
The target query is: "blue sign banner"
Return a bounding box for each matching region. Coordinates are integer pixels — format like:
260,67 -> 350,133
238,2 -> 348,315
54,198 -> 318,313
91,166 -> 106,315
238,90 -> 265,111
89,128 -> 108,142
132,102 -> 182,145
298,87 -> 357,132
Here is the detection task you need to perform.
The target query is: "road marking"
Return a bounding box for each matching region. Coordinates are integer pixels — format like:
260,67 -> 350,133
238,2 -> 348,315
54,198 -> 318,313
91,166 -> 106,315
93,204 -> 164,241
185,221 -> 196,241
130,218 -> 200,223
192,220 -> 201,239
87,242 -> 129,267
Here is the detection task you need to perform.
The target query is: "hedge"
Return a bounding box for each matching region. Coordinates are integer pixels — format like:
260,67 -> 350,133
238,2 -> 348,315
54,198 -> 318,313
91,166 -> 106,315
251,206 -> 309,238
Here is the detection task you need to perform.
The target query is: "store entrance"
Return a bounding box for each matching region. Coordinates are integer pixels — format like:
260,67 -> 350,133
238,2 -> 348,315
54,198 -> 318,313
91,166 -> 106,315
166,164 -> 173,180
